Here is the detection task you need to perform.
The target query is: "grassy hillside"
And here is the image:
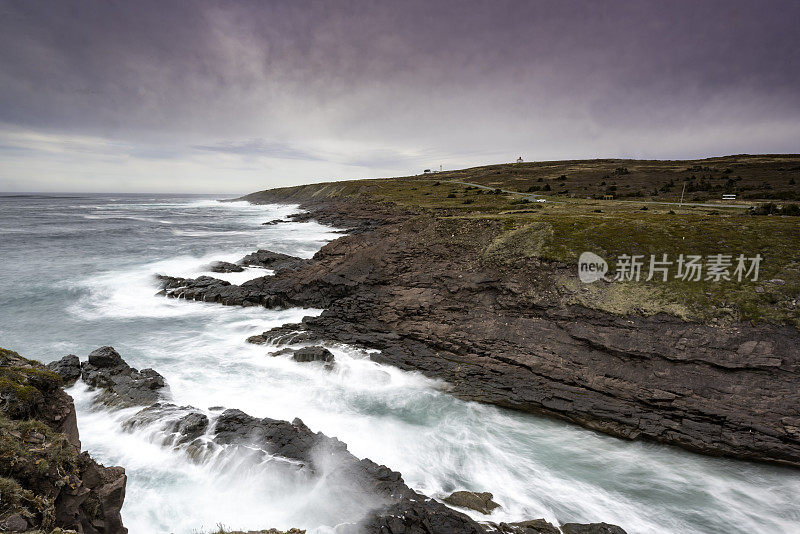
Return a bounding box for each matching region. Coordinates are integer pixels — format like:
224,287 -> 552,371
242,155 -> 800,327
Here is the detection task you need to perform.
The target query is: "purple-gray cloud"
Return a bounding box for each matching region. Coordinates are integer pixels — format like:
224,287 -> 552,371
0,0 -> 798,192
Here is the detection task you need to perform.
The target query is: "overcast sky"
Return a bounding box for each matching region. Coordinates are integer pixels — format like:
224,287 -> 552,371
1,0 -> 798,193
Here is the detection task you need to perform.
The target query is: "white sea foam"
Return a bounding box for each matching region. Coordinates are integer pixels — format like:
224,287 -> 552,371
69,383 -> 375,534
26,195 -> 800,534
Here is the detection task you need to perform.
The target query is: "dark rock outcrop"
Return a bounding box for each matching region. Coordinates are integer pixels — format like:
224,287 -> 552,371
361,497 -> 487,534
262,218 -> 289,226
272,346 -> 335,365
560,523 -> 628,534
443,490 -> 500,514
80,346 -> 167,408
121,403 -> 209,446
156,274 -> 290,308
168,198 -> 800,467
490,519 -> 561,534
247,323 -> 321,345
61,348 -> 625,533
47,354 -> 81,387
208,409 -> 492,533
209,260 -> 245,273
238,250 -> 308,271
0,347 -> 127,534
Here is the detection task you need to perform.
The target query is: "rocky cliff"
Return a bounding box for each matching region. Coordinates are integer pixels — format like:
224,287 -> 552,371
0,348 -> 126,534
162,196 -> 800,467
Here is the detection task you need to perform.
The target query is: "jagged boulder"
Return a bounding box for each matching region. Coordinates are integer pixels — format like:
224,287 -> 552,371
238,250 -> 308,271
261,218 -> 288,226
291,346 -> 334,363
247,323 -> 321,345
443,490 -> 500,514
361,497 -> 486,534
80,346 -> 167,408
560,523 -> 628,534
208,261 -> 245,273
47,355 -> 82,387
490,519 -> 561,534
121,403 -> 209,446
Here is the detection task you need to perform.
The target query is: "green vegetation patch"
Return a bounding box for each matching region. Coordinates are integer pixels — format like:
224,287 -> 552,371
0,415 -> 79,530
1,348 -> 63,420
483,222 -> 554,266
243,156 -> 800,327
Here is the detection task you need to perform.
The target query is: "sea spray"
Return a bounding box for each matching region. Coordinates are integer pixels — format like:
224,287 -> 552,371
2,194 -> 798,534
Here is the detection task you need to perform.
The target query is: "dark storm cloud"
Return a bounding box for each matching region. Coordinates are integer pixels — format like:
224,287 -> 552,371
0,0 -> 798,192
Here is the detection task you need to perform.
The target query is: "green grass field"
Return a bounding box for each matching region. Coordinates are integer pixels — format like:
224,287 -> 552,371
248,155 -> 800,326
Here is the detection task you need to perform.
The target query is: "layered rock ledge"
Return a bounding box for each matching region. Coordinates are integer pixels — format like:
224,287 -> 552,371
159,197 -> 800,467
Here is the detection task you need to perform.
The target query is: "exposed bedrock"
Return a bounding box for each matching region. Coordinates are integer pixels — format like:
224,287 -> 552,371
63,348 -> 625,533
76,346 -> 168,408
238,250 -> 309,271
208,260 -> 245,273
158,200 -> 800,466
443,491 -> 500,515
0,347 -> 127,534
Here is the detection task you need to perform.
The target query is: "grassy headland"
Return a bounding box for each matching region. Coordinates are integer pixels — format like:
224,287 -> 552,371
243,155 -> 800,327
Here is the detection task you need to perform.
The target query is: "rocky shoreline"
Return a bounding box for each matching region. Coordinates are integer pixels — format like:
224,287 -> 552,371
0,348 -> 126,534
2,345 -> 627,534
172,194 -> 800,468
7,192 -> 795,533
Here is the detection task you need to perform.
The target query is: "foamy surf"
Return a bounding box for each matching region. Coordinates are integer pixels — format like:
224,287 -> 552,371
2,194 -> 798,534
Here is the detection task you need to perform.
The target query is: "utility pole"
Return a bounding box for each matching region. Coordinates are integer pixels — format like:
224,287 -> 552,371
679,181 -> 686,207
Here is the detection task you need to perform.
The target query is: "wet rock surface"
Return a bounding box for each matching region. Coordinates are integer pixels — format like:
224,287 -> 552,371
171,196 -> 800,467
559,523 -> 628,534
238,250 -> 309,271
489,519 -> 561,534
443,490 -> 500,514
156,274 -> 294,308
80,346 -> 168,408
47,354 -> 81,387
262,218 -> 289,226
36,347 -> 628,533
208,260 -> 245,273
273,346 -> 335,365
87,352 -> 497,533
0,347 -> 127,534
247,323 -> 322,345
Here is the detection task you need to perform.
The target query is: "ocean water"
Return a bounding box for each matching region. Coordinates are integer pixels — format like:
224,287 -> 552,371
0,193 -> 798,534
